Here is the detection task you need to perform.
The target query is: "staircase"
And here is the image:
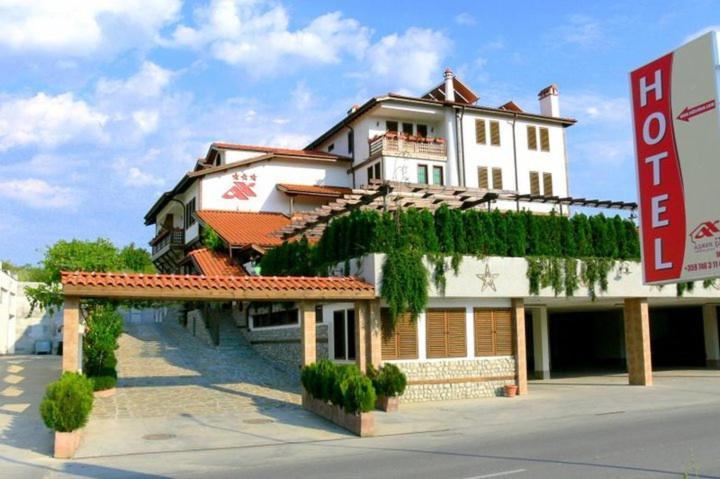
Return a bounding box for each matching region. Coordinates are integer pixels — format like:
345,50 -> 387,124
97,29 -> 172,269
215,314 -> 248,351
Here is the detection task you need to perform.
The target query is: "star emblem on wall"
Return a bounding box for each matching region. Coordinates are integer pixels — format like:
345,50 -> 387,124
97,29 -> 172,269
477,263 -> 499,292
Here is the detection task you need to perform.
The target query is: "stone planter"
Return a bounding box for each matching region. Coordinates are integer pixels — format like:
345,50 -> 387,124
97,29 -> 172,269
54,430 -> 82,459
302,391 -> 374,437
376,395 -> 399,412
504,384 -> 518,397
93,387 -> 116,399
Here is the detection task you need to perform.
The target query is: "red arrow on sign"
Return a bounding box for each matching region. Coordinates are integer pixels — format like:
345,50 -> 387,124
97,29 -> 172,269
676,99 -> 716,122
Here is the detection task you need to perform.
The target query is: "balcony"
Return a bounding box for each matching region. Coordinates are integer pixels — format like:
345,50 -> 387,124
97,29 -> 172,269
150,228 -> 184,261
369,132 -> 447,161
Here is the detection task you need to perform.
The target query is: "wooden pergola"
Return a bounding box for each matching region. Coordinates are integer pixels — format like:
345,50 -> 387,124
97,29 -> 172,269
278,181 -> 638,240
60,271 -> 381,373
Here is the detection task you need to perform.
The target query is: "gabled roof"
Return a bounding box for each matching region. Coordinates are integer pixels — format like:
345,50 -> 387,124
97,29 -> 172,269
422,77 -> 479,104
276,183 -> 352,198
211,143 -> 345,160
499,101 -> 524,112
195,210 -> 291,248
187,248 -> 246,276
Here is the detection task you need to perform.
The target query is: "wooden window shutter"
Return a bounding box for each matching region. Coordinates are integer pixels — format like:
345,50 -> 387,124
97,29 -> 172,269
380,310 -> 418,360
381,309 -> 398,359
490,121 -> 500,146
527,126 -> 537,150
478,167 -> 489,189
426,309 -> 446,358
475,119 -> 486,144
494,309 -> 514,356
529,171 -> 540,195
543,172 -> 554,196
446,309 -> 467,357
492,167 -> 503,190
474,309 -> 495,356
540,127 -> 550,151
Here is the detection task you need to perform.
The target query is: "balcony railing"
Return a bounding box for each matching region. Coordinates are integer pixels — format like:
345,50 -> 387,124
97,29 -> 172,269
369,133 -> 447,160
151,228 -> 184,257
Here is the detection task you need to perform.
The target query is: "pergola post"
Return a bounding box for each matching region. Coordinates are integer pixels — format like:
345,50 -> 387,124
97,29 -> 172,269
624,298 -> 652,386
300,302 -> 316,367
511,298 -> 528,395
702,304 -> 720,368
62,297 -> 82,373
367,300 -> 382,369
532,306 -> 550,380
354,301 -> 368,372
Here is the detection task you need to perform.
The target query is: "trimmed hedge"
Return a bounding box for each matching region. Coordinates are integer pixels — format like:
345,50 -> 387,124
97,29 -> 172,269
301,361 -> 375,414
39,372 -> 94,432
91,374 -> 117,392
368,363 -> 407,398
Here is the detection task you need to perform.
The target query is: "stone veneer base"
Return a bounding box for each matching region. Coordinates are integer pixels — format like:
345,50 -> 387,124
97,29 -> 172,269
302,391 -> 374,437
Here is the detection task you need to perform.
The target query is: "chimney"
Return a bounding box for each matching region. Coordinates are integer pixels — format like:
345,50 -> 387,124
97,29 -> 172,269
538,84 -> 560,117
347,104 -> 360,115
444,67 -> 455,102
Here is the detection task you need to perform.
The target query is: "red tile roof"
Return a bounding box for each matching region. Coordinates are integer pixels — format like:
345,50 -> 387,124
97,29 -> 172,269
277,183 -> 352,197
61,271 -> 375,300
212,143 -> 348,160
187,248 -> 246,276
195,210 -> 291,247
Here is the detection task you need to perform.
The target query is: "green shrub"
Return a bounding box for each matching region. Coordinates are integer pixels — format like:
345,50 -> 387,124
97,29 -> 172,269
315,359 -> 336,402
331,364 -> 361,406
342,374 -> 376,414
301,362 -> 319,397
84,306 -> 122,377
373,363 -> 407,397
39,372 -> 94,432
91,375 -> 117,391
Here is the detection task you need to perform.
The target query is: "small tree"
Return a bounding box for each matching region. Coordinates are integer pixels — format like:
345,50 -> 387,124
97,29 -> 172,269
39,373 -> 94,432
83,306 -> 123,378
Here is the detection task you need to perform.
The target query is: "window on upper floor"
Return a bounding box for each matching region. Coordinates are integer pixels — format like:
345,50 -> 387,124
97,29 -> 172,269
539,127 -> 550,152
492,167 -> 503,190
402,122 -> 414,136
475,119 -> 486,144
368,162 -> 381,183
184,198 -> 196,229
529,171 -> 541,195
433,165 -> 444,186
416,124 -> 428,138
489,121 -> 501,146
386,120 -> 398,133
347,131 -> 354,155
543,172 -> 554,196
527,126 -> 538,150
417,164 -> 428,184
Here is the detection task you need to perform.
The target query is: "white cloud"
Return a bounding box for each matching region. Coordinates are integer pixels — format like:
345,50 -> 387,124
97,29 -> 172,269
168,1 -> 370,73
0,0 -> 181,56
0,92 -> 107,151
292,81 -> 313,110
551,14 -> 605,47
454,13 -> 476,26
0,178 -> 76,208
683,25 -> 720,44
124,167 -> 165,187
132,110 -> 160,134
96,62 -> 173,99
366,28 -> 452,92
561,92 -> 630,124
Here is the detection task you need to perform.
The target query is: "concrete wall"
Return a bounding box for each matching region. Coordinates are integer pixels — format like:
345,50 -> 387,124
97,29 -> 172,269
0,269 -> 18,354
1,275 -> 58,355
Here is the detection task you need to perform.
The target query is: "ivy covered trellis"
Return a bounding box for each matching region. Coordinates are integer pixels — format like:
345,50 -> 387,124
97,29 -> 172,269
260,206 -> 641,327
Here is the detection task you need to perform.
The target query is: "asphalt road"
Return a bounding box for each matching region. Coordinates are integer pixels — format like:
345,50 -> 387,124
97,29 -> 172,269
52,395 -> 720,479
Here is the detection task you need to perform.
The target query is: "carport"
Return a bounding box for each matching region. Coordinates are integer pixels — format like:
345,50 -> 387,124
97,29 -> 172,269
59,271 -> 381,374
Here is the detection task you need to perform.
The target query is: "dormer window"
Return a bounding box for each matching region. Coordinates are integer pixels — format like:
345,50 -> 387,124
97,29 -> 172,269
328,143 -> 335,152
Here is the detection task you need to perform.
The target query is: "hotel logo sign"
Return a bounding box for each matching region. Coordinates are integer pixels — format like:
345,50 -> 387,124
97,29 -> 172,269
223,172 -> 257,201
630,31 -> 720,284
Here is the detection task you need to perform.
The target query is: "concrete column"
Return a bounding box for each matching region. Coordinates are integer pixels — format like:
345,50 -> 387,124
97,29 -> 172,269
623,298 -> 652,386
62,297 -> 81,373
367,300 -> 382,368
511,298 -> 528,395
702,304 -> 720,368
532,306 -> 551,380
354,301 -> 368,372
300,302 -> 316,367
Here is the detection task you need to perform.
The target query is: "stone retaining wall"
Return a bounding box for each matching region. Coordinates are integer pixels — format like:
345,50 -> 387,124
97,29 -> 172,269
244,324 -> 328,371
392,356 -> 516,402
186,309 -> 214,347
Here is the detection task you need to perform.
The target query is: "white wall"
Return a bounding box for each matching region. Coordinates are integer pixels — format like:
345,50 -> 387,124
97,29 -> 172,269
0,269 -> 17,354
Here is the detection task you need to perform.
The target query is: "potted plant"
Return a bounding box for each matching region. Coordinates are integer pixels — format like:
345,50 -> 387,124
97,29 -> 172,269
504,383 -> 519,397
39,372 -> 94,458
369,364 -> 407,412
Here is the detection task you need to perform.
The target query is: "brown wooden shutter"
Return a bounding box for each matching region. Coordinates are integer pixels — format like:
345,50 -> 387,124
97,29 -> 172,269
446,309 -> 467,357
529,171 -> 540,195
492,167 -> 503,190
426,309 -> 447,358
381,309 -> 418,360
490,121 -> 500,146
475,119 -> 486,144
543,172 -> 553,196
494,309 -> 514,355
527,126 -> 537,150
478,167 -> 489,189
474,309 -> 495,356
540,127 -> 550,152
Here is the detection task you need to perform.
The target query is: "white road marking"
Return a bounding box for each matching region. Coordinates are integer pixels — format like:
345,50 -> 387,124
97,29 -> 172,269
464,469 -> 526,479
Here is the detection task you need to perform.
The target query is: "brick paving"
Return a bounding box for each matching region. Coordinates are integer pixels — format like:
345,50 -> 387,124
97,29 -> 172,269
91,319 -> 301,419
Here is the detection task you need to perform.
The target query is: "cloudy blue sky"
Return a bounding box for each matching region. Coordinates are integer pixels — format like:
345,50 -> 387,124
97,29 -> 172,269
0,0 -> 717,264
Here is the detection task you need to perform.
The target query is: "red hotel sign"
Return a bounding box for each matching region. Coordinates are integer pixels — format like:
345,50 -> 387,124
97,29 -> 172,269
630,31 -> 720,284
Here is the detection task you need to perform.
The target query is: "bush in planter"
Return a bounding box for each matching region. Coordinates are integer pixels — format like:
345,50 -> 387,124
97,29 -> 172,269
331,364 -> 361,407
374,364 -> 407,397
39,372 -> 94,432
91,371 -> 117,392
315,359 -> 337,402
341,374 -> 376,414
301,362 -> 319,397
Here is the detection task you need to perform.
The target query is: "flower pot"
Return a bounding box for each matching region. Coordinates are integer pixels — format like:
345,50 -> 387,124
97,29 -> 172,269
93,387 -> 116,399
504,384 -> 518,398
54,430 -> 81,459
376,395 -> 399,412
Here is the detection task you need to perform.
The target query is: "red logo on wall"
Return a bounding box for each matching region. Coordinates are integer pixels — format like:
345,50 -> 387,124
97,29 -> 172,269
690,220 -> 720,243
223,172 -> 258,201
